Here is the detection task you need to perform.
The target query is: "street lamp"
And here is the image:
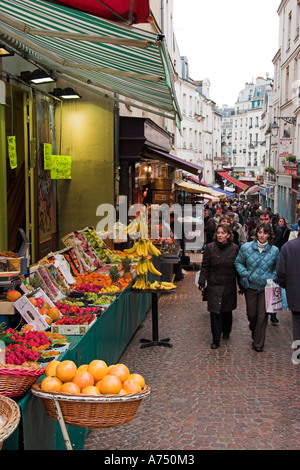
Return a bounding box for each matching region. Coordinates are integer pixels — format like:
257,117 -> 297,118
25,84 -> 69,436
271,121 -> 279,138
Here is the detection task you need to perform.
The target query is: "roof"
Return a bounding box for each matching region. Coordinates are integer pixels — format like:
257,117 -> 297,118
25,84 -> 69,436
0,0 -> 181,126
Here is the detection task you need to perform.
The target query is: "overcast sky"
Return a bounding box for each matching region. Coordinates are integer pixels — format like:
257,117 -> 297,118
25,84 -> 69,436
173,0 -> 280,107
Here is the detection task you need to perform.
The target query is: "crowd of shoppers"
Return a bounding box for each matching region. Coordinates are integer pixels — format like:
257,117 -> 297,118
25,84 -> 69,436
198,198 -> 300,354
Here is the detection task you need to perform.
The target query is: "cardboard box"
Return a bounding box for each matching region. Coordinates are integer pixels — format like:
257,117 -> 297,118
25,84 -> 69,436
50,316 -> 97,335
13,288 -> 59,331
0,301 -> 15,315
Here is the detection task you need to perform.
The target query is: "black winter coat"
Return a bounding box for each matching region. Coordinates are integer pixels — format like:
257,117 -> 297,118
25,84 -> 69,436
276,235 -> 300,311
199,241 -> 239,314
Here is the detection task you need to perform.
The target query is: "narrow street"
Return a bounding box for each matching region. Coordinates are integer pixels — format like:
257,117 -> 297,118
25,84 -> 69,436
84,266 -> 300,451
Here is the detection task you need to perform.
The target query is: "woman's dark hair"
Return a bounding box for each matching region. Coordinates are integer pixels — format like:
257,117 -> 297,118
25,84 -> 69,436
214,223 -> 233,242
254,222 -> 274,244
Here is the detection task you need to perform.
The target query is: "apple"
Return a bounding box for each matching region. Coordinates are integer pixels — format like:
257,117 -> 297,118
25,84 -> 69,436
36,298 -> 44,309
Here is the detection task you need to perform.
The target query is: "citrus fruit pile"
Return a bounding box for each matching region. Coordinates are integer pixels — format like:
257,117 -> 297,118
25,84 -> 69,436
41,359 -> 145,396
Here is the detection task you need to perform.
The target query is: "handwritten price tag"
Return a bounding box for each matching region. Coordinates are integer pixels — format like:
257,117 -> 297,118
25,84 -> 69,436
51,155 -> 72,179
44,143 -> 53,170
7,136 -> 17,169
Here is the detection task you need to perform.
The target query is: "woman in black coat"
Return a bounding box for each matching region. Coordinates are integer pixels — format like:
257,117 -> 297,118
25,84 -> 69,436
198,224 -> 239,349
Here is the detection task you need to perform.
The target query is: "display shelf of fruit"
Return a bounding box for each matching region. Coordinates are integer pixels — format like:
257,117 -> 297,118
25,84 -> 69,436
54,314 -> 96,325
4,343 -> 42,364
55,301 -> 100,315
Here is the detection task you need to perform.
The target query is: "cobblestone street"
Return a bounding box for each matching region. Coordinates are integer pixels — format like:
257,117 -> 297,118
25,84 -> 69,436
85,268 -> 300,451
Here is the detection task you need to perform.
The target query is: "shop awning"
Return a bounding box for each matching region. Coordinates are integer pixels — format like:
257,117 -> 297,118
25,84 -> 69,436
244,185 -> 260,196
174,181 -> 226,199
44,0 -> 151,24
0,0 -> 181,126
141,146 -> 203,177
217,172 -> 249,191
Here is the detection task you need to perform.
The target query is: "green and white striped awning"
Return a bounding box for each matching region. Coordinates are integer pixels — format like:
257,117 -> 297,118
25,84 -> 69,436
0,0 -> 181,127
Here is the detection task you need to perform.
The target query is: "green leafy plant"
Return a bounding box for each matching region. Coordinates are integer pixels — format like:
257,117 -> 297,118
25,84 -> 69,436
286,155 -> 297,163
265,166 -> 275,174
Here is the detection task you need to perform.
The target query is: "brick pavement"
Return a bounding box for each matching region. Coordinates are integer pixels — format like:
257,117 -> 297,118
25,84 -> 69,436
84,268 -> 300,451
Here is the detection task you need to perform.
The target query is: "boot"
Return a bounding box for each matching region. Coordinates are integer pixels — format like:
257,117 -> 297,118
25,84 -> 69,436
270,313 -> 279,325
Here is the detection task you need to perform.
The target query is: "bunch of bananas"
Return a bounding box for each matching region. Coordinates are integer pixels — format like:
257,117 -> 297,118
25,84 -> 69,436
132,278 -> 177,291
126,214 -> 148,239
136,258 -> 148,275
124,239 -> 161,258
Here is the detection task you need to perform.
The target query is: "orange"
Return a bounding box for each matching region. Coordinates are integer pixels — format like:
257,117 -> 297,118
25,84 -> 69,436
87,360 -> 108,382
60,382 -> 81,394
96,375 -> 122,394
108,364 -> 129,382
81,385 -> 101,395
127,373 -> 145,389
45,360 -> 59,377
40,376 -> 63,392
122,379 -> 142,394
47,307 -> 60,321
56,360 -> 77,383
72,371 -> 94,390
77,364 -> 89,372
28,297 -> 38,307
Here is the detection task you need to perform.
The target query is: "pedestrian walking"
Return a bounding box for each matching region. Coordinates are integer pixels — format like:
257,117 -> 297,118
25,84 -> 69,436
276,220 -> 300,354
277,217 -> 290,248
227,211 -> 247,246
198,224 -> 239,349
201,208 -> 216,253
235,223 -> 280,352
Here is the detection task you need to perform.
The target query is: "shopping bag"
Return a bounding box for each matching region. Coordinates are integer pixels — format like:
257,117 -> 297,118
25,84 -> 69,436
195,271 -> 200,286
265,279 -> 283,313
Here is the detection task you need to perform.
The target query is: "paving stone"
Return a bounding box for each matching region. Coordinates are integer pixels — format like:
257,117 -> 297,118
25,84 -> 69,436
84,269 -> 300,451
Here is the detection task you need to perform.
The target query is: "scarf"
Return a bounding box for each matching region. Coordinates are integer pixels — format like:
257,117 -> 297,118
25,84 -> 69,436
257,240 -> 268,253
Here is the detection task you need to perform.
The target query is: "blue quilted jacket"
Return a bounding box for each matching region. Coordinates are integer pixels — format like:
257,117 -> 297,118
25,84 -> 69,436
235,241 -> 279,290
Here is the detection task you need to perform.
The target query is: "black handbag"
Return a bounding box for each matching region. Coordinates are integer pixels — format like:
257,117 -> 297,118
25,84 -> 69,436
202,286 -> 208,301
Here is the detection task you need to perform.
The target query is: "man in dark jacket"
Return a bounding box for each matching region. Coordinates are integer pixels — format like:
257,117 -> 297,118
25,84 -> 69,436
276,221 -> 300,361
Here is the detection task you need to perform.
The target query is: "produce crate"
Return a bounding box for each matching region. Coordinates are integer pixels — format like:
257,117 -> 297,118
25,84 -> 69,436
50,315 -> 97,335
13,288 -> 58,331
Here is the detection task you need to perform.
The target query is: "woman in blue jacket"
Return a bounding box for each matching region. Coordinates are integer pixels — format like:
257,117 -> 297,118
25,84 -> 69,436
235,223 -> 279,352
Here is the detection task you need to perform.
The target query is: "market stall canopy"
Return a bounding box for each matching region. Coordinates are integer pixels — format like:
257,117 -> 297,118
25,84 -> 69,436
217,172 -> 249,191
175,181 -> 226,199
141,146 -> 203,178
0,0 -> 181,126
43,0 -> 151,24
244,185 -> 260,196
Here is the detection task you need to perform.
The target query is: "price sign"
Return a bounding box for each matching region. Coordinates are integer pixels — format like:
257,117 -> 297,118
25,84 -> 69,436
7,136 -> 17,169
50,155 -> 72,179
43,143 -> 53,170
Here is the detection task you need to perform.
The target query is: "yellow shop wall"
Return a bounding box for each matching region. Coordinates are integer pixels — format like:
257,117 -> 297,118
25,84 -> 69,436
55,90 -> 115,247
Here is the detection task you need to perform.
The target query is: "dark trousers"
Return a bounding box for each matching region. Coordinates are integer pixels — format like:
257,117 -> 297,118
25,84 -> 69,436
210,311 -> 232,343
245,288 -> 267,349
291,311 -> 300,343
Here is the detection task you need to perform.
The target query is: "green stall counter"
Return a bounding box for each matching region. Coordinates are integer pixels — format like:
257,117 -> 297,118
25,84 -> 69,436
2,284 -> 151,450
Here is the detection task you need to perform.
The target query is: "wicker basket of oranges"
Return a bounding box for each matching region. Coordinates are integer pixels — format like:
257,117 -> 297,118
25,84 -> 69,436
31,359 -> 150,428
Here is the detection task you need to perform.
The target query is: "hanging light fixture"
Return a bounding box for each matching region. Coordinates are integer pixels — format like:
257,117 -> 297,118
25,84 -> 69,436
271,121 -> 279,138
50,87 -> 81,99
0,43 -> 14,57
19,69 -> 55,84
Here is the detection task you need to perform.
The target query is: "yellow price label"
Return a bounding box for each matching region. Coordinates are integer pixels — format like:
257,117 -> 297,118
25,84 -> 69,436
7,136 -> 17,169
50,155 -> 72,179
44,143 -> 53,170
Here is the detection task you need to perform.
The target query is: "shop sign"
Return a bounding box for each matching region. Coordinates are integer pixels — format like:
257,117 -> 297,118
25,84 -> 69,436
279,138 -> 293,158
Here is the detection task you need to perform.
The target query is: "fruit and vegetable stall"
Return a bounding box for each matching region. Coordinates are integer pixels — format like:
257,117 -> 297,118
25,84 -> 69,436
0,224 -> 177,450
